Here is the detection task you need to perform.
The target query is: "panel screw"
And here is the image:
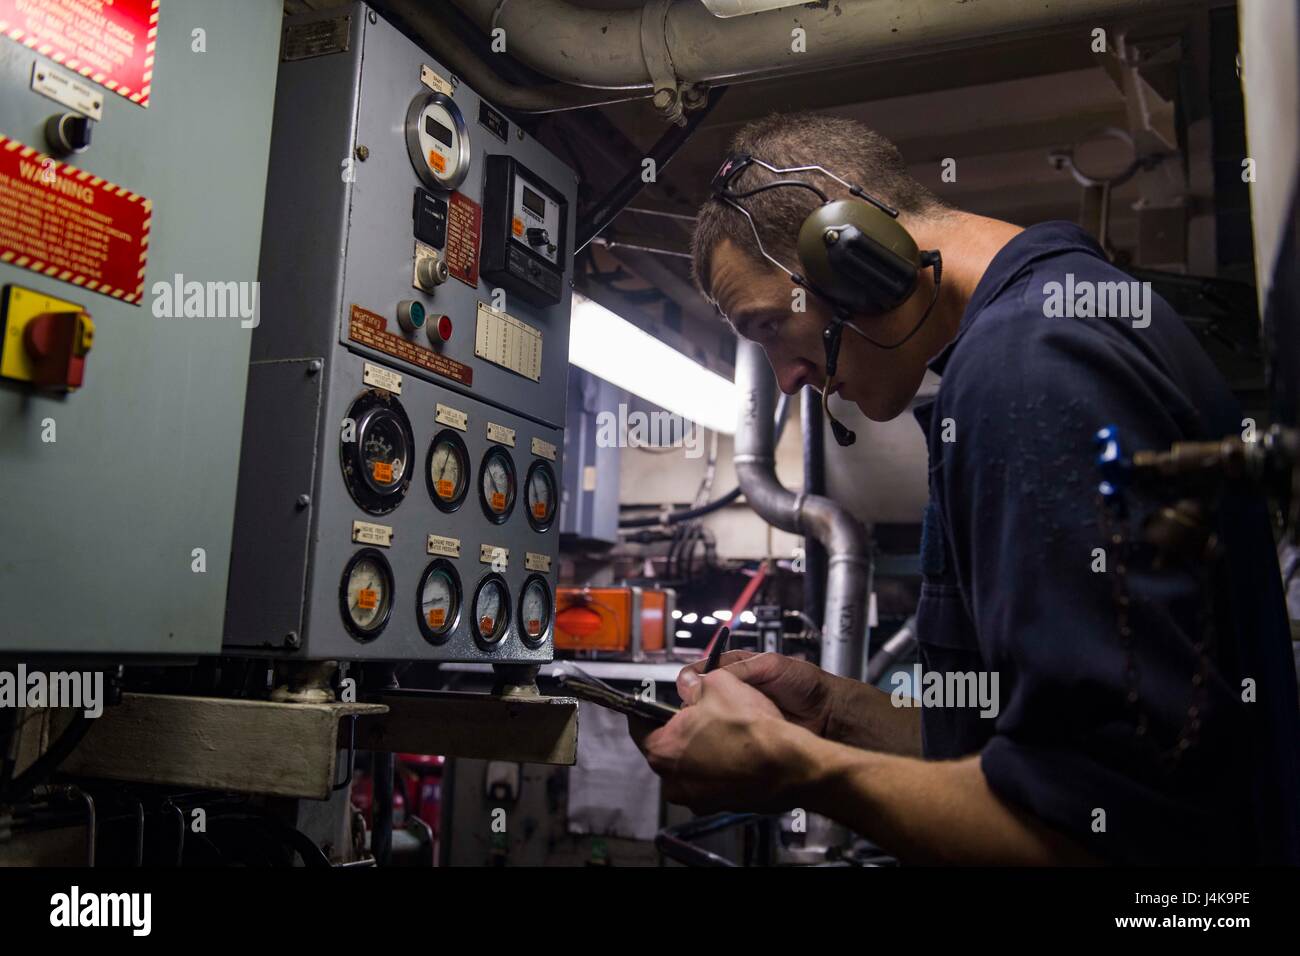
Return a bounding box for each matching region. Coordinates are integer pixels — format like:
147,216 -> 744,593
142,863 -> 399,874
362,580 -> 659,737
652,88 -> 675,110
284,632 -> 301,649
355,145 -> 369,162
307,359 -> 323,374
296,494 -> 311,509
368,10 -> 377,23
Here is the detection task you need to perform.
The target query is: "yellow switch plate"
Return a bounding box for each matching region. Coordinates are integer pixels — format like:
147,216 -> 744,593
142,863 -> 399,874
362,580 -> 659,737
1,285 -> 88,384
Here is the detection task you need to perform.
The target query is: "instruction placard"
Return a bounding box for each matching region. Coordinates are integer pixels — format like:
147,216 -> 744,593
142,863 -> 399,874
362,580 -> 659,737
0,0 -> 159,107
0,136 -> 150,303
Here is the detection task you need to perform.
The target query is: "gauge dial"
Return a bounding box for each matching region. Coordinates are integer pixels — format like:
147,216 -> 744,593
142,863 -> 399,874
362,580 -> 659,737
472,574 -> 510,648
362,412 -> 408,492
405,92 -> 471,192
340,549 -> 393,641
479,446 -> 517,523
417,560 -> 461,644
426,430 -> 469,511
519,575 -> 552,646
340,390 -> 414,515
525,460 -> 557,531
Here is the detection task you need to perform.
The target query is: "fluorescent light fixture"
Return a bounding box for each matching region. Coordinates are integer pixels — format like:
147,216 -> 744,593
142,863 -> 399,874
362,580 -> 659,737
569,294 -> 739,435
671,609 -> 683,620
682,612 -> 699,624
675,630 -> 692,640
739,610 -> 757,624
712,609 -> 733,621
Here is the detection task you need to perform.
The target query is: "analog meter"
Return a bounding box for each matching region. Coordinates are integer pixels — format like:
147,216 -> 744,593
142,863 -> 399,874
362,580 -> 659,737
340,549 -> 394,641
518,575 -> 552,647
405,92 -> 471,192
417,559 -> 461,644
479,446 -> 517,523
426,430 -> 469,512
472,574 -> 510,649
340,390 -> 415,514
524,460 -> 557,531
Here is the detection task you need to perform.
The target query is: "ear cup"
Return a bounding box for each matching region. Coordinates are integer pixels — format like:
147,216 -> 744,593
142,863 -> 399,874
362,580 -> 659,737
797,199 -> 921,315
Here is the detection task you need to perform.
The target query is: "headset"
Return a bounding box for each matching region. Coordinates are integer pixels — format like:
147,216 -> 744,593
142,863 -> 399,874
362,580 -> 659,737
710,153 -> 943,446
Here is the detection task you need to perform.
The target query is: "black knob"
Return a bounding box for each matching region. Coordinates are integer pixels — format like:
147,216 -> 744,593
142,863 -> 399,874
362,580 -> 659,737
44,113 -> 95,157
525,227 -> 550,247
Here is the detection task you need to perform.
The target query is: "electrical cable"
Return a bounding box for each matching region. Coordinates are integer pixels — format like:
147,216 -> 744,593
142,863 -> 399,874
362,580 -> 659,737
619,394 -> 790,529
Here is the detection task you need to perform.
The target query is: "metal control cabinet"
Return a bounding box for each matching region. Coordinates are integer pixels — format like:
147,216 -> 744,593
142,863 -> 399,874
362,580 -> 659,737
0,0 -> 284,656
224,4 -> 575,664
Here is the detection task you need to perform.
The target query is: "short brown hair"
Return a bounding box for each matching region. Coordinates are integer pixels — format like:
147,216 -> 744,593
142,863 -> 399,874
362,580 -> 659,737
691,113 -> 947,301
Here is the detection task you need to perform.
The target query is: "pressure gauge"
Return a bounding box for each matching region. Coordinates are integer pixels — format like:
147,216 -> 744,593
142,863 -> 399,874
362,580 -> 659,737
479,446 -> 517,523
524,460 -> 557,531
340,389 -> 415,515
472,574 -> 510,649
405,92 -> 471,192
339,549 -> 394,641
518,575 -> 552,647
416,559 -> 461,644
426,430 -> 469,512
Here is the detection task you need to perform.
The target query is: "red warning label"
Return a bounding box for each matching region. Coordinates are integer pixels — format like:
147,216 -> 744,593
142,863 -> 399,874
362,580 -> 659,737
446,191 -> 481,289
0,0 -> 159,107
0,136 -> 151,304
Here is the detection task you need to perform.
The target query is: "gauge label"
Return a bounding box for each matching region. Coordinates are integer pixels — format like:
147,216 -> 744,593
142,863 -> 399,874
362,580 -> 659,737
352,520 -> 393,547
525,552 -> 552,573
363,362 -> 403,395
428,608 -> 447,628
427,534 -> 461,558
435,403 -> 468,431
479,616 -> 495,636
357,588 -> 378,610
373,461 -> 394,484
530,437 -> 557,461
480,544 -> 508,567
420,65 -> 455,97
486,421 -> 516,446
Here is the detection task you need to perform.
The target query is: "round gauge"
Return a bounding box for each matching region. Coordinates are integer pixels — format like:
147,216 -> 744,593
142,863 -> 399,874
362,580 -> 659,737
416,559 -> 461,644
479,446 -> 517,523
339,548 -> 394,641
405,92 -> 471,192
472,574 -> 510,649
524,460 -> 557,532
426,430 -> 469,512
340,389 -> 415,515
518,574 -> 552,647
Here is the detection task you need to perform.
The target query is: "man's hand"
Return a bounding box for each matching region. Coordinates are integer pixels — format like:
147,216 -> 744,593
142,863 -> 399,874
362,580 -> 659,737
678,651 -> 836,735
629,669 -> 818,815
677,651 -> 922,755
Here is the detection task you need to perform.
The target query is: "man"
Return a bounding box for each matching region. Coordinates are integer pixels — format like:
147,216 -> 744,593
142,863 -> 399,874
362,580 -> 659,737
631,113 -> 1300,865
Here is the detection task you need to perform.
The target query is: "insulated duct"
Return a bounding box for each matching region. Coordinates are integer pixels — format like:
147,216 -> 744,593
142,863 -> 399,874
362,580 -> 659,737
450,0 -> 1204,92
733,339 -> 870,679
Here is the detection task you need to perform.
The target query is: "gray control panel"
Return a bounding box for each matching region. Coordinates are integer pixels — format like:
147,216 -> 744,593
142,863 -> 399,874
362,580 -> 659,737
224,3 -> 575,664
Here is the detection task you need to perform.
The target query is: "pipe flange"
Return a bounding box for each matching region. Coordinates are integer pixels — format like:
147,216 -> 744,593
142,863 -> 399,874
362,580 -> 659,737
640,0 -> 684,125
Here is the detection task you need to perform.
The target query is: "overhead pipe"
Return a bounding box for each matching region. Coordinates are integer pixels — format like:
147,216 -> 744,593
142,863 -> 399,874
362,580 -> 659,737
451,0 -> 1204,92
378,0 -> 653,113
733,340 -> 870,679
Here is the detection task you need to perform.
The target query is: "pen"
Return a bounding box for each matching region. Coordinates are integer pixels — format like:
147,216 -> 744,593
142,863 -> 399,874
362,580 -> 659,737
703,626 -> 731,674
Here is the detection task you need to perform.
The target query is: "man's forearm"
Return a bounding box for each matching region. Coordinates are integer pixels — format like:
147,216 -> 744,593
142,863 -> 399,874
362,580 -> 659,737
779,726 -> 1096,865
824,678 -> 922,756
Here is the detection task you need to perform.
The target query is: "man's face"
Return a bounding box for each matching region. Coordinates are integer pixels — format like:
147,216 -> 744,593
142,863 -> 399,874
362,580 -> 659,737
708,239 -> 930,422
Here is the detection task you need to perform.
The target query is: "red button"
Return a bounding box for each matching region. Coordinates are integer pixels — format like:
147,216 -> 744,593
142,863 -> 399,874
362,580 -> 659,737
435,315 -> 453,342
